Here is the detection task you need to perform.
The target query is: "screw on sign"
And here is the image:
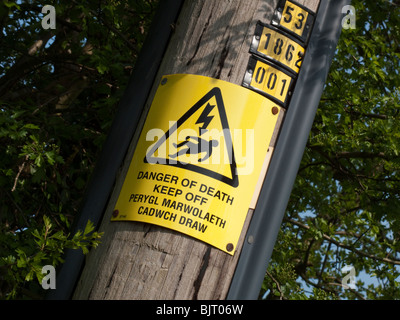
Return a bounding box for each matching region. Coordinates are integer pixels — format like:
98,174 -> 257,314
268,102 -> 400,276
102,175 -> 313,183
226,243 -> 234,252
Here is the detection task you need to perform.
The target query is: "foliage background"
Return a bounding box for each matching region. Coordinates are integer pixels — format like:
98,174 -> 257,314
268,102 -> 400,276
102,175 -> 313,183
263,0 -> 400,300
1,0 -> 399,299
0,0 -> 156,299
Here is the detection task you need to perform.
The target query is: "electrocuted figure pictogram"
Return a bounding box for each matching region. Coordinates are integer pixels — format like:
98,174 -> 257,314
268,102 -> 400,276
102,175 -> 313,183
169,136 -> 219,162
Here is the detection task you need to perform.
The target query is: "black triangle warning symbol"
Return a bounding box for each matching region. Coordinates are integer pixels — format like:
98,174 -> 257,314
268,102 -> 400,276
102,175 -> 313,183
144,87 -> 239,188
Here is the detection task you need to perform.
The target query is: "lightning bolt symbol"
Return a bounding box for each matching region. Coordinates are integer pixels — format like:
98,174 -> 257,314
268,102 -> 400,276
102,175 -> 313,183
195,103 -> 215,136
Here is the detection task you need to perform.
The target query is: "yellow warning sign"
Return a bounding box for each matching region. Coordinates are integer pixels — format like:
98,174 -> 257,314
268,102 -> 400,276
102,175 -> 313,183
111,74 -> 280,254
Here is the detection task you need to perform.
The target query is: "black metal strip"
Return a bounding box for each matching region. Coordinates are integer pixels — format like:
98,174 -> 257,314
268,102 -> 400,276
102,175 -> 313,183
227,0 -> 351,300
46,0 -> 185,300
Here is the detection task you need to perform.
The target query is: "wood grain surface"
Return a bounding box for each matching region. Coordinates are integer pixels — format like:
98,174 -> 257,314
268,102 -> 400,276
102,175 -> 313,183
73,0 -> 320,300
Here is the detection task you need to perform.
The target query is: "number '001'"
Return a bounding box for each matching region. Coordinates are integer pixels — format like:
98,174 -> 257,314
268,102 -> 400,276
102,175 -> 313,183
255,67 -> 287,97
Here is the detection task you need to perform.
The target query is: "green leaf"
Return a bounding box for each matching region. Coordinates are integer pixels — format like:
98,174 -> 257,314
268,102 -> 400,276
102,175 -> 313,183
23,124 -> 40,130
84,220 -> 95,235
96,64 -> 108,74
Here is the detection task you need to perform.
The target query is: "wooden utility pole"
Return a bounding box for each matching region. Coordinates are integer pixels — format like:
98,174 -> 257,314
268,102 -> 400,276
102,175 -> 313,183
73,0 -> 320,300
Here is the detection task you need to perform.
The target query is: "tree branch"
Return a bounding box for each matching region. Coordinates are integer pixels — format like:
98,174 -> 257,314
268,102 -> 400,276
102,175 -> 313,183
336,151 -> 388,160
285,218 -> 400,265
327,279 -> 366,300
11,156 -> 29,192
266,271 -> 284,300
88,9 -> 138,54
